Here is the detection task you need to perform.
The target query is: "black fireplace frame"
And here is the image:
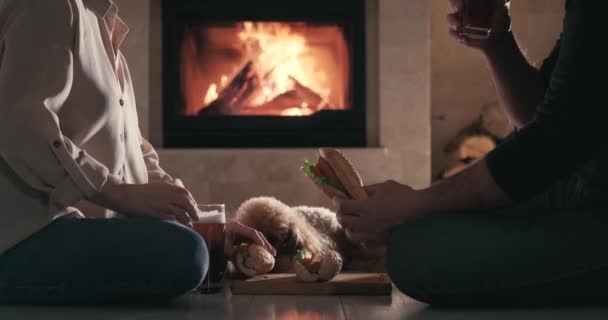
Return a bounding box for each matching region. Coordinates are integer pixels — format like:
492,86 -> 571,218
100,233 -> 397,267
162,0 -> 367,148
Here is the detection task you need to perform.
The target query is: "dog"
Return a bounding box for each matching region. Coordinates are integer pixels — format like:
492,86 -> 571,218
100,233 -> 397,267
234,196 -> 385,273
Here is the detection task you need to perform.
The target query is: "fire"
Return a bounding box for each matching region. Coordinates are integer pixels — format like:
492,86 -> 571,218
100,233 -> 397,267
281,102 -> 314,116
281,108 -> 311,117
201,22 -> 336,116
204,84 -> 219,106
241,22 -> 329,107
181,21 -> 350,116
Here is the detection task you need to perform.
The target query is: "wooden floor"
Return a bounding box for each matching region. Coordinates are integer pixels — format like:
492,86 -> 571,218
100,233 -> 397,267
2,287 -> 608,319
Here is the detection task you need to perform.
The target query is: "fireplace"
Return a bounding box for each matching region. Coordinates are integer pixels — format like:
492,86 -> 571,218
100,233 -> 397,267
162,0 -> 367,148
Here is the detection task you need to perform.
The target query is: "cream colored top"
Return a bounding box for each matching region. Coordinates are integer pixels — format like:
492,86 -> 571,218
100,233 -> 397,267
0,0 -> 172,254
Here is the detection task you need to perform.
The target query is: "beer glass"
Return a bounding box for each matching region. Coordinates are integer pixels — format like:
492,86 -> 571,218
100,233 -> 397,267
461,0 -> 498,40
193,204 -> 227,294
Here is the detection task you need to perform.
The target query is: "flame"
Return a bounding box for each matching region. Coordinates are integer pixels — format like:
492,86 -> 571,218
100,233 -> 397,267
281,107 -> 313,117
205,22 -> 333,116
203,84 -> 219,106
220,75 -> 229,87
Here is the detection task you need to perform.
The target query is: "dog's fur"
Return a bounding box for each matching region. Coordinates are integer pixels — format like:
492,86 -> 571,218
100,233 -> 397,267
234,197 -> 385,273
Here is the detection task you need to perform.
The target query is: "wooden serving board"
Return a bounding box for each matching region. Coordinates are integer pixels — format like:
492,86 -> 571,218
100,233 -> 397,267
230,273 -> 392,296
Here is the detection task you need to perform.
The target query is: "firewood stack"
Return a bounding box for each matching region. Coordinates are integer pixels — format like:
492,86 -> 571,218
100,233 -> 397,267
439,103 -> 513,179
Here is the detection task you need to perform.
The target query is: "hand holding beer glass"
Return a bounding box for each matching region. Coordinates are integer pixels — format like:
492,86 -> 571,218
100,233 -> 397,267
449,0 -> 510,46
193,204 -> 227,294
460,0 -> 497,39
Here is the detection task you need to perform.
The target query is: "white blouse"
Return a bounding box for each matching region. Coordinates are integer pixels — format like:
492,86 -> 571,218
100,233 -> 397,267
0,0 -> 172,254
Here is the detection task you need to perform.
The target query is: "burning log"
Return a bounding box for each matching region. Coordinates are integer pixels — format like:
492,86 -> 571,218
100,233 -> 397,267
239,90 -> 304,116
199,61 -> 260,116
199,98 -> 229,117
199,63 -> 333,116
221,61 -> 259,107
289,76 -> 326,111
239,78 -> 333,116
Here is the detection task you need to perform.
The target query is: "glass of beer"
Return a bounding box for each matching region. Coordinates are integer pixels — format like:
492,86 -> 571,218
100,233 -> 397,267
193,204 -> 227,294
461,0 -> 498,40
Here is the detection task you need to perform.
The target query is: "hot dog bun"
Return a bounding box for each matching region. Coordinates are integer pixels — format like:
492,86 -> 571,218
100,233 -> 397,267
301,148 -> 368,200
293,249 -> 343,282
318,148 -> 368,200
235,243 -> 275,277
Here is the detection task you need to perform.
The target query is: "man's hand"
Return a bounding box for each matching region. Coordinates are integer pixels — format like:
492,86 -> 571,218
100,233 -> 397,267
224,220 -> 277,259
447,0 -> 512,52
336,180 -> 430,241
98,181 -> 198,227
448,0 -> 544,127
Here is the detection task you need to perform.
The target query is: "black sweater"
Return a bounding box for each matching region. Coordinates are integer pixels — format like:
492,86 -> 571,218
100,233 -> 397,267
486,0 -> 608,201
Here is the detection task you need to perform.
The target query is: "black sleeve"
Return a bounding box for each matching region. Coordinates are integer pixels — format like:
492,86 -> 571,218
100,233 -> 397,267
539,40 -> 561,87
486,0 -> 608,201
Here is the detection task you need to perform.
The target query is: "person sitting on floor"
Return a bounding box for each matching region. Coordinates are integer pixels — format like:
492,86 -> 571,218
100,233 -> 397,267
0,0 -> 275,305
337,0 -> 608,307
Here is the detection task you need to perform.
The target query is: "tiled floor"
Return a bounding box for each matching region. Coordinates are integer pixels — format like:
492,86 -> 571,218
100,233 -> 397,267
1,288 -> 608,320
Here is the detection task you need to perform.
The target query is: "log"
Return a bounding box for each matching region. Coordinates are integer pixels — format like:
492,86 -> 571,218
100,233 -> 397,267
238,81 -> 333,116
239,90 -> 304,116
199,64 -> 333,116
289,76 -> 325,111
199,61 -> 260,116
220,61 -> 257,106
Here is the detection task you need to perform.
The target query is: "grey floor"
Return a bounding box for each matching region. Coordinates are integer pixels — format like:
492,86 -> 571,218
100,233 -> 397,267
1,287 -> 608,320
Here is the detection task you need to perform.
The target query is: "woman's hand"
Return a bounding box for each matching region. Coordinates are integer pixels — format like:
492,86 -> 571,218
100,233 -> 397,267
98,181 -> 198,227
336,180 -> 430,242
224,220 -> 276,259
447,0 -> 512,52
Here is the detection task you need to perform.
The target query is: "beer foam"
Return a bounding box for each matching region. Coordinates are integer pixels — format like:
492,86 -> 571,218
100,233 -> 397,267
197,210 -> 226,224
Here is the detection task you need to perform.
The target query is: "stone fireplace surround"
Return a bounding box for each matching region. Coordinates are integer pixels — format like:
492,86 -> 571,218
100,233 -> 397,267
118,0 -> 431,213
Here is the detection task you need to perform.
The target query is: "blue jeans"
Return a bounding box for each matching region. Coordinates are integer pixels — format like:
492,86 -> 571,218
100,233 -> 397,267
387,174 -> 608,307
0,218 -> 208,305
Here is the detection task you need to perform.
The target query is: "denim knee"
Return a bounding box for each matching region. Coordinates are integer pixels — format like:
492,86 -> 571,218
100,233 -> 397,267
158,222 -> 209,293
387,217 -> 440,304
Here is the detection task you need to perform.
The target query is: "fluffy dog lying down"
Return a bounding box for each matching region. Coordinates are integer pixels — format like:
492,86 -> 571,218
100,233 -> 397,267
234,197 -> 385,273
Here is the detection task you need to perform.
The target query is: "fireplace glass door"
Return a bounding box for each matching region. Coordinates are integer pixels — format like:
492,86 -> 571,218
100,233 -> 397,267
163,0 -> 366,148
